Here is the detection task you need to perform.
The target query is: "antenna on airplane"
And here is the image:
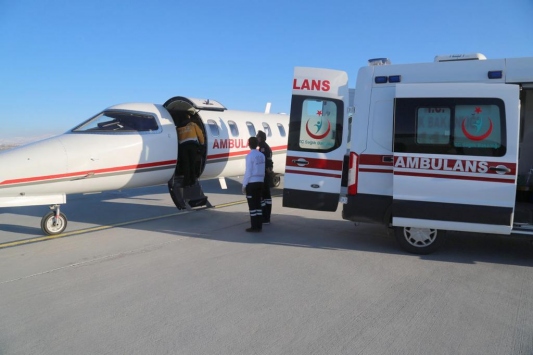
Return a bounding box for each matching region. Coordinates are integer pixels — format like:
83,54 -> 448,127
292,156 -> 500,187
264,102 -> 271,114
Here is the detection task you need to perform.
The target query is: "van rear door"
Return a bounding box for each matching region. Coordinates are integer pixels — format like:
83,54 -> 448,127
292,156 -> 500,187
283,67 -> 349,211
392,83 -> 519,234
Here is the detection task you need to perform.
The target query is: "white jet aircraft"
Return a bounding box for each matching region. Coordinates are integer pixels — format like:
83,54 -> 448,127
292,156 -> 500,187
0,96 -> 289,235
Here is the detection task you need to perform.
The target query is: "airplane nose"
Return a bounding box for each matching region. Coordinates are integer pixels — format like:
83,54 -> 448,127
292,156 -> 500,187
0,137 -> 68,195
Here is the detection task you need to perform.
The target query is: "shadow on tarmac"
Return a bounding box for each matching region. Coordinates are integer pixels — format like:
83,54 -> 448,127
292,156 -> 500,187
129,202 -> 533,268
1,178 -> 532,267
0,177 -> 281,239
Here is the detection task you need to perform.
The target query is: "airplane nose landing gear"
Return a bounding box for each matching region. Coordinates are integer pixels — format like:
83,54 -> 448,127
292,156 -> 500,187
41,204 -> 68,235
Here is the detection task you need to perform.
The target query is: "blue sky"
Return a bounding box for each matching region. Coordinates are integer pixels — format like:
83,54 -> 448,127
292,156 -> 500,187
1,0 -> 532,142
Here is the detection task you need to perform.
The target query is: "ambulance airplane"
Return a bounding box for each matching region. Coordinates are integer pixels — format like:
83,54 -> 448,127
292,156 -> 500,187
0,96 -> 289,235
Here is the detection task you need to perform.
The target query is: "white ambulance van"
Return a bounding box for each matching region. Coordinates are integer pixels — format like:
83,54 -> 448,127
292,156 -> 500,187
283,54 -> 533,254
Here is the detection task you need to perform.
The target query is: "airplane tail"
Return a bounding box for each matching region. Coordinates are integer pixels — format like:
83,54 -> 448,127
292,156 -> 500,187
264,102 -> 271,114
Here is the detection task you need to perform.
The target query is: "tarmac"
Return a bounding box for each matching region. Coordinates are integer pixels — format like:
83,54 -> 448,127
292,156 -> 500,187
0,177 -> 532,354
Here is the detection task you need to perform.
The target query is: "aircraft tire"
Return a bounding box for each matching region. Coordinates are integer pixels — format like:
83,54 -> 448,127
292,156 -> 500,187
271,174 -> 281,188
41,212 -> 68,235
394,226 -> 445,255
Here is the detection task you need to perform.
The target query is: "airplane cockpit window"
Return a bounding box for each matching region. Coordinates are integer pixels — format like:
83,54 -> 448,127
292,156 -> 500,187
246,122 -> 256,137
277,123 -> 286,137
261,123 -> 272,137
72,111 -> 160,133
228,120 -> 239,136
207,119 -> 220,137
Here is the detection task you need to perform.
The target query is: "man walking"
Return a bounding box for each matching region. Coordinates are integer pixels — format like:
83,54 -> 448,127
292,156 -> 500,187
242,137 -> 265,232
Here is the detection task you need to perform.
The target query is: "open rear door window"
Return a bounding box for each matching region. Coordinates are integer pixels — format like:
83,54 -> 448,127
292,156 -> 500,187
283,67 -> 349,211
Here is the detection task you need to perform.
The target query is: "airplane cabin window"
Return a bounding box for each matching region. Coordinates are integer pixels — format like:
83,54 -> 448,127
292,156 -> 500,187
207,119 -> 220,137
246,122 -> 256,137
277,123 -> 286,137
261,123 -> 272,137
72,111 -> 159,133
228,120 -> 239,136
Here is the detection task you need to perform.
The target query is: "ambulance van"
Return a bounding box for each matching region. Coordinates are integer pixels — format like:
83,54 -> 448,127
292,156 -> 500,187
283,53 -> 533,254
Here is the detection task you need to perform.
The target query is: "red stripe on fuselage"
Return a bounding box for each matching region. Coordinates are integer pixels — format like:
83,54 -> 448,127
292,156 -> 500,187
0,160 -> 177,186
207,145 -> 287,160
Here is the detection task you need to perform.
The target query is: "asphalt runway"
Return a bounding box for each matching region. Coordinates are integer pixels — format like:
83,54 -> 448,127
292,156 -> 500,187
1,177 -> 532,354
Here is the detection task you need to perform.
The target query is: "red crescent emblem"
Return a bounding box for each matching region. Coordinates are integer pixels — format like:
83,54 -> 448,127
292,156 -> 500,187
306,120 -> 331,139
461,118 -> 493,141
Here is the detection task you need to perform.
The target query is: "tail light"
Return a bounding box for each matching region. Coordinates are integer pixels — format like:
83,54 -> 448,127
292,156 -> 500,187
347,152 -> 359,195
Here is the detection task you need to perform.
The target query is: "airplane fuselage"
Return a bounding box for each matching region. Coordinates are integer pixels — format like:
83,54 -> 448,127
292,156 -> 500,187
0,98 -> 289,210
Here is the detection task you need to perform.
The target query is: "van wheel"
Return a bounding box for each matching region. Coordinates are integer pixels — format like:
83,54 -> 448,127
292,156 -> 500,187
394,227 -> 445,254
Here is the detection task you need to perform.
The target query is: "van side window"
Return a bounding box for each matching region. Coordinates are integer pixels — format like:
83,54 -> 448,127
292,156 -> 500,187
228,120 -> 239,136
416,107 -> 451,145
277,123 -> 286,137
207,119 -> 220,137
246,122 -> 256,137
394,98 -> 506,157
287,96 -> 343,153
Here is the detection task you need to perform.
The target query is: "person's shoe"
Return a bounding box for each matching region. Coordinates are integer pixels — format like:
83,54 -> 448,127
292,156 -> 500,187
246,228 -> 261,233
262,221 -> 270,225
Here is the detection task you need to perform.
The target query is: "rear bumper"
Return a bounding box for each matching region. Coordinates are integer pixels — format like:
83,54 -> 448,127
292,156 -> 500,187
283,188 -> 339,212
341,193 -> 392,225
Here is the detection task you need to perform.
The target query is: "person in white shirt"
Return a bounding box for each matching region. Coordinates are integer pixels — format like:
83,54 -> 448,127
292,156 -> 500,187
242,137 -> 265,232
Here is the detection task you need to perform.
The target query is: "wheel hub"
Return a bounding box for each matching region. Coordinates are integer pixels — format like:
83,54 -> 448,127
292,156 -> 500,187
404,227 -> 437,247
46,217 -> 65,233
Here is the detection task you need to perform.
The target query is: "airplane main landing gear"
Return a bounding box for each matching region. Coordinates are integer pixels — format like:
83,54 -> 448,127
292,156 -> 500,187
271,173 -> 281,188
41,204 -> 68,235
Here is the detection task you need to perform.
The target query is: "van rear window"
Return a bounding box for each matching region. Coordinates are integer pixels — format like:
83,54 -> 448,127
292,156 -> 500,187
287,96 -> 343,153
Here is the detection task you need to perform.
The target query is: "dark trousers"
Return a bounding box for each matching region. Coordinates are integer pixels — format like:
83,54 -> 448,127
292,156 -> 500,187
246,182 -> 264,230
179,143 -> 198,187
262,174 -> 272,222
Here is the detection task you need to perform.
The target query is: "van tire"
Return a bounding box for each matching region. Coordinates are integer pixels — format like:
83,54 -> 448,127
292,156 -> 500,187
394,227 -> 445,254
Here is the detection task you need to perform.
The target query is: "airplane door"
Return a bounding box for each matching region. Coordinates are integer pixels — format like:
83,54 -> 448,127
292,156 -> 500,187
283,67 -> 349,211
163,96 -> 226,177
393,83 -> 520,234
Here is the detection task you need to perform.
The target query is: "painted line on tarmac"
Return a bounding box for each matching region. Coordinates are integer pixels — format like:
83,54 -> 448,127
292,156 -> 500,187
0,198 -> 251,250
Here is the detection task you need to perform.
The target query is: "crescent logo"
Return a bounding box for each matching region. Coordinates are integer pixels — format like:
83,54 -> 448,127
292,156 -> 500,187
461,118 -> 493,141
306,119 -> 331,139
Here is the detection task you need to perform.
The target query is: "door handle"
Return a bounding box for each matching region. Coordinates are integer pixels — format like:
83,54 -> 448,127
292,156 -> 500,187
382,156 -> 393,163
71,172 -> 95,181
292,158 -> 309,167
489,165 -> 511,174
